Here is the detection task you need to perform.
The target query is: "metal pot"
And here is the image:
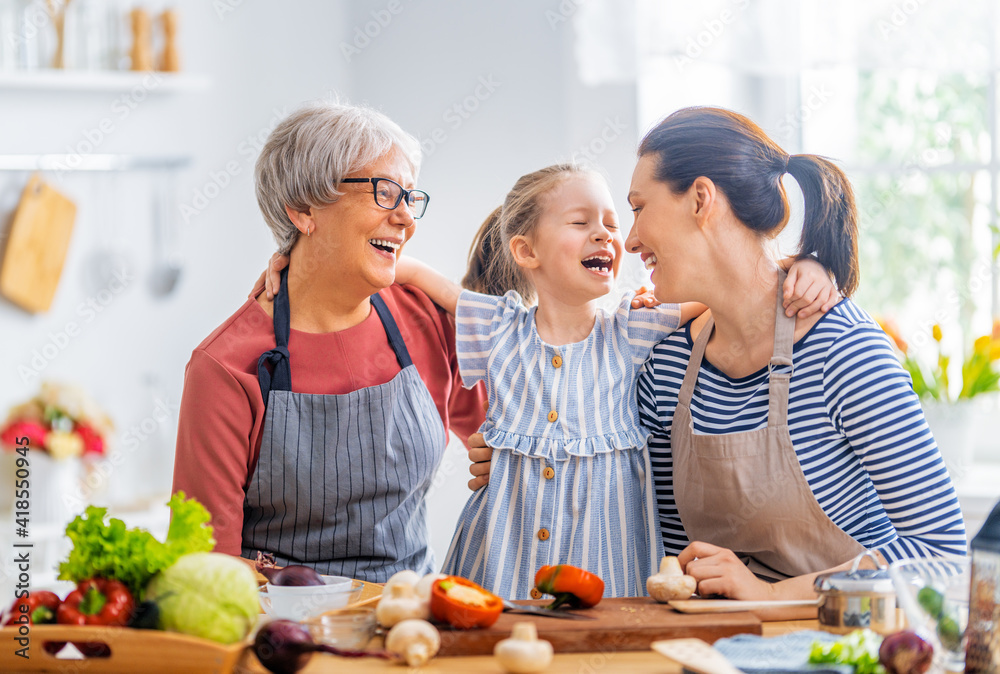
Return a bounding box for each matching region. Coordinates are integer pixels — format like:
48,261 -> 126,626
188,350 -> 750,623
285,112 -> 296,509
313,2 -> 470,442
814,551 -> 899,635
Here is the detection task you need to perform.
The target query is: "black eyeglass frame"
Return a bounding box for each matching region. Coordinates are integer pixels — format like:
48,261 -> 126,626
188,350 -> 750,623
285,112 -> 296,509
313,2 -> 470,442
341,177 -> 430,219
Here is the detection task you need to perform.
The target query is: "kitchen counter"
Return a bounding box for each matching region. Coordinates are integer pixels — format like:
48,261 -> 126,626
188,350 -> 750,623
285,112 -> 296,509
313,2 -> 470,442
236,619 -> 820,673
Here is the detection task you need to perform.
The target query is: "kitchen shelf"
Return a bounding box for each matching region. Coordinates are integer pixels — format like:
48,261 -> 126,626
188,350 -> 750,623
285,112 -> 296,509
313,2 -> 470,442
0,69 -> 210,93
0,154 -> 191,172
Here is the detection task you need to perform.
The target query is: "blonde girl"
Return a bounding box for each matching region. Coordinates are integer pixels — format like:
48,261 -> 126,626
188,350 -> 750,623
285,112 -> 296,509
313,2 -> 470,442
394,163 -> 836,599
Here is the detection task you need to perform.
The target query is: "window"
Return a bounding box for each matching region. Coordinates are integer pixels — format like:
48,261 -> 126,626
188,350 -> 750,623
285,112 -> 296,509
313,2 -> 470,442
636,0 -> 999,358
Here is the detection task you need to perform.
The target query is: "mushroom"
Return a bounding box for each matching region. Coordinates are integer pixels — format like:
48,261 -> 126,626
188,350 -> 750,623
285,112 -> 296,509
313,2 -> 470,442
493,622 -> 554,673
415,572 -> 447,601
376,581 -> 430,627
385,619 -> 441,667
384,569 -> 422,590
646,556 -> 697,602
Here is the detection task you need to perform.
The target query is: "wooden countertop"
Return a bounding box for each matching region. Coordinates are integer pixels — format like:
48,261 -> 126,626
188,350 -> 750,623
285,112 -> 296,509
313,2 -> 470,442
238,619 -> 821,673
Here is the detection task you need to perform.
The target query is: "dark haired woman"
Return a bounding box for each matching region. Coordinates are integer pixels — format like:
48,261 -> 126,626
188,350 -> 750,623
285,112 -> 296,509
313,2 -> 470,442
625,107 -> 966,599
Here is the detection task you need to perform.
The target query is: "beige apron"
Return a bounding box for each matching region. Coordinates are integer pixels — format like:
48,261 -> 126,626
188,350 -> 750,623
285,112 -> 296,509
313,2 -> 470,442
670,271 -> 865,581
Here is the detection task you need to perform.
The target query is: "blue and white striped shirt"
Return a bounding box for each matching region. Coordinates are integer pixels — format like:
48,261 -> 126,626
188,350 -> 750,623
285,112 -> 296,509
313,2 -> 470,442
637,299 -> 967,563
441,290 -> 682,598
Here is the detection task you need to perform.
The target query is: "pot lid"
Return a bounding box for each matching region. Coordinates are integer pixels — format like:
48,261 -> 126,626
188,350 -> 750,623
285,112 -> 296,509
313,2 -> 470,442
814,551 -> 895,593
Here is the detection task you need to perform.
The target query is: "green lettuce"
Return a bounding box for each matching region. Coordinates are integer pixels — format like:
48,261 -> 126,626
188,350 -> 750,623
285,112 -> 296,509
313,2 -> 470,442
809,629 -> 886,674
58,492 -> 215,596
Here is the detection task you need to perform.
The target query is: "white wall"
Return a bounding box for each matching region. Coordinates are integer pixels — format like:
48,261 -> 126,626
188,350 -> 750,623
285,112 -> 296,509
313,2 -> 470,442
1,0 -> 642,566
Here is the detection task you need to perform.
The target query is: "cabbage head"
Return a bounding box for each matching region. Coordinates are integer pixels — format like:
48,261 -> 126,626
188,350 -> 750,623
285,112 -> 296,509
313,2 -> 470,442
146,552 -> 259,644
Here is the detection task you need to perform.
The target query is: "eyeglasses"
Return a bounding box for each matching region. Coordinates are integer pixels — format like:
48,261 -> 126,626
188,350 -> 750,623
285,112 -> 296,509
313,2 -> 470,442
341,177 -> 430,219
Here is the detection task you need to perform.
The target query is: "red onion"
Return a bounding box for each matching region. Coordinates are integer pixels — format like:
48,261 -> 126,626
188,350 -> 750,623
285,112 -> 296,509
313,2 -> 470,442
254,558 -> 324,587
254,620 -> 391,674
879,630 -> 933,674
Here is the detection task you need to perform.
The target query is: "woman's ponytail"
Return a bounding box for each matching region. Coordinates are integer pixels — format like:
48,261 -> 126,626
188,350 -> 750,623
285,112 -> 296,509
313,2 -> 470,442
785,154 -> 859,297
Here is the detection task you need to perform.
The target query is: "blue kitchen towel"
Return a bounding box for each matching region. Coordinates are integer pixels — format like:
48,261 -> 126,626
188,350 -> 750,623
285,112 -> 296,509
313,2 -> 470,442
711,631 -> 855,674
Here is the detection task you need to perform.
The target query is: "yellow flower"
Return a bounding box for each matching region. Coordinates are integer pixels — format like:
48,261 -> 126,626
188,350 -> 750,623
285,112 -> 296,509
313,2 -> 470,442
932,324 -> 943,342
974,335 -> 992,354
44,430 -> 84,461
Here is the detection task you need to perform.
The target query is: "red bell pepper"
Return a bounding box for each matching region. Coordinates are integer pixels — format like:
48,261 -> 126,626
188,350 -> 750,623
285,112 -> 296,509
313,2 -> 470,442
56,579 -> 134,627
3,590 -> 61,626
430,576 -> 503,629
534,564 -> 604,609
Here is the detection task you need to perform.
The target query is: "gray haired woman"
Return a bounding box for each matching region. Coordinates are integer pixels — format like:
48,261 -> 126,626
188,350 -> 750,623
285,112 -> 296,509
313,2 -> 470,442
173,101 -> 487,582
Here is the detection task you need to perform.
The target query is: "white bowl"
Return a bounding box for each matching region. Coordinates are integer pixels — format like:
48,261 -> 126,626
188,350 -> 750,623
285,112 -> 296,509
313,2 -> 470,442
259,576 -> 361,620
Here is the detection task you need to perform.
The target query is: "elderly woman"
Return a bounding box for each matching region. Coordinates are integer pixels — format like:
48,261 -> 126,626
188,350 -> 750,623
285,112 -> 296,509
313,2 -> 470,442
173,102 -> 486,582
625,107 -> 966,599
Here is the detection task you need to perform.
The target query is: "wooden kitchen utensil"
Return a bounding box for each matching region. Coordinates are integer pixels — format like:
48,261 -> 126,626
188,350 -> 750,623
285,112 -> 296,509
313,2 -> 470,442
434,597 -> 761,657
651,638 -> 743,674
0,174 -> 77,313
669,598 -> 820,621
130,8 -> 153,71
44,0 -> 73,68
158,8 -> 180,72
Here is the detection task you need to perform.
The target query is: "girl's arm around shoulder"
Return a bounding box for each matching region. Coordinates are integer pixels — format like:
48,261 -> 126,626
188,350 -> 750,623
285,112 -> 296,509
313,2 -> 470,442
395,256 -> 461,315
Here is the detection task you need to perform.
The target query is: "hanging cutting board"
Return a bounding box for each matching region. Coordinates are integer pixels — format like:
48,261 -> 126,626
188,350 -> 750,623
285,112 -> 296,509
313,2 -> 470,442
0,174 -> 77,313
435,597 -> 762,657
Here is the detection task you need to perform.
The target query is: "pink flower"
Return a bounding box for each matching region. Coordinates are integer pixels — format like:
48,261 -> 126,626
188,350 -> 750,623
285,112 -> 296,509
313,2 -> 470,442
0,420 -> 48,450
74,424 -> 105,456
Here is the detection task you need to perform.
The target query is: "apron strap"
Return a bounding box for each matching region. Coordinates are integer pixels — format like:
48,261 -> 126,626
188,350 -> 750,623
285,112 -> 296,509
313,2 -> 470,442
676,269 -> 796,425
767,269 -> 795,427
370,293 -> 414,369
677,316 -> 715,407
258,267 -> 293,406
257,275 -> 417,408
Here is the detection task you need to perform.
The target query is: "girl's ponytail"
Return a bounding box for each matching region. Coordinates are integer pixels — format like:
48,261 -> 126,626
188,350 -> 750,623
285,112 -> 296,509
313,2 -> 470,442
461,206 -> 534,300
785,155 -> 860,297
461,163 -> 590,304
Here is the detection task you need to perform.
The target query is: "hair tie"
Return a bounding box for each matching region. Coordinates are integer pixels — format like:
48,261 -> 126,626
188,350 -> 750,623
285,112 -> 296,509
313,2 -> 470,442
782,154 -> 791,173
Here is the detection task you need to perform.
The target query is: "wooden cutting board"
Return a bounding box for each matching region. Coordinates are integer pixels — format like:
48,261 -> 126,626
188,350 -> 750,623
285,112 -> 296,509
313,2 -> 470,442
436,597 -> 761,657
0,174 -> 77,313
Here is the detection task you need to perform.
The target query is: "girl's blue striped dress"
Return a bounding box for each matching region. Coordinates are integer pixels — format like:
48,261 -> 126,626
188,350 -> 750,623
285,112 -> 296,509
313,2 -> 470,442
441,289 -> 682,599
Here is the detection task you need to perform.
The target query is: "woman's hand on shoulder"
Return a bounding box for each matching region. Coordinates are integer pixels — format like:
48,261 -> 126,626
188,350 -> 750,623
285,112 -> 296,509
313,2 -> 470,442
264,252 -> 290,301
677,541 -> 774,601
782,257 -> 841,318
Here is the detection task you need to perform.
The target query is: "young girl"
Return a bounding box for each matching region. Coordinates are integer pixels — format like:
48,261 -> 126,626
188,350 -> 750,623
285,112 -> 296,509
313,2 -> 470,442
394,164 -> 837,599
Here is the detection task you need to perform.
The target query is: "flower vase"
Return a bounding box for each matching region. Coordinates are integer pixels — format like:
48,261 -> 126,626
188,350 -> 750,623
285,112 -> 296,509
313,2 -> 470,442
921,400 -> 976,482
29,451 -> 84,528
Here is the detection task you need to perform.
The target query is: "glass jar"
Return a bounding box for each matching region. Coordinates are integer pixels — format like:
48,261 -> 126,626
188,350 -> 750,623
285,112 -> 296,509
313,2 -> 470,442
814,551 -> 899,635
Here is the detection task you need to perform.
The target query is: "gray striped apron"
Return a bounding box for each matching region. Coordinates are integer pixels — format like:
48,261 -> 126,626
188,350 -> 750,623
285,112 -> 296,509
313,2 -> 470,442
241,269 -> 448,582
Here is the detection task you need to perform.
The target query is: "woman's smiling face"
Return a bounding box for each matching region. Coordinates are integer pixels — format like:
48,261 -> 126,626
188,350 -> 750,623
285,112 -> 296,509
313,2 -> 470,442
625,154 -> 701,303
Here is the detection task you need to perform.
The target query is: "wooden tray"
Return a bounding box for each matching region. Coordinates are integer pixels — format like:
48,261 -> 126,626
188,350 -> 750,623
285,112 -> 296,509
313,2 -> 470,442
0,625 -> 248,673
435,597 -> 762,657
0,579 -> 383,672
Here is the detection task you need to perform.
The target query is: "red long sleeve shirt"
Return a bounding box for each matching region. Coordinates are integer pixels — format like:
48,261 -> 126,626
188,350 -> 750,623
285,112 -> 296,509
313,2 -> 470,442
172,282 -> 487,554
